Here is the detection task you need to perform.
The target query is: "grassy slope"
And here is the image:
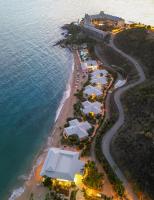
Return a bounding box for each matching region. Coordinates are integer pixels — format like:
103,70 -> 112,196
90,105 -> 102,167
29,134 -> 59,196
112,28 -> 154,198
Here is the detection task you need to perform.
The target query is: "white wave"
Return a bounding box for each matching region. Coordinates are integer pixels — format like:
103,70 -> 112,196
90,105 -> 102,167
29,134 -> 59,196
54,81 -> 71,122
9,154 -> 44,200
54,54 -> 74,122
18,175 -> 28,181
8,52 -> 74,200
28,155 -> 43,180
8,187 -> 25,200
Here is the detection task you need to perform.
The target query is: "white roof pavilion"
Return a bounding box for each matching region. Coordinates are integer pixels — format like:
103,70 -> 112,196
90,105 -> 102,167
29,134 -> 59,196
40,148 -> 84,181
64,119 -> 91,139
82,101 -> 102,115
91,69 -> 108,78
81,60 -> 98,71
84,85 -> 102,96
91,76 -> 107,85
86,60 -> 97,67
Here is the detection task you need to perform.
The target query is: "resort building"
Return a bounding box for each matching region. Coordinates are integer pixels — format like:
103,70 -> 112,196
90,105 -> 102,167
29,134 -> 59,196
82,101 -> 102,115
64,119 -> 91,140
91,76 -> 107,86
84,11 -> 125,27
91,69 -> 108,78
81,60 -> 98,72
84,85 -> 102,97
40,148 -> 85,181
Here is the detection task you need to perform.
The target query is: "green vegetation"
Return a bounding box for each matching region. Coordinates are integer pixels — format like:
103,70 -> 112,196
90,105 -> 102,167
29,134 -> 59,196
112,27 -> 154,199
60,23 -> 96,49
80,141 -> 92,157
98,43 -> 136,80
94,120 -> 125,197
43,176 -> 53,188
44,191 -> 66,200
83,161 -> 104,190
61,134 -> 80,146
29,192 -> 67,200
29,193 -> 34,200
115,27 -> 154,78
74,89 -> 85,101
113,82 -> 154,198
70,189 -> 78,200
73,101 -> 82,117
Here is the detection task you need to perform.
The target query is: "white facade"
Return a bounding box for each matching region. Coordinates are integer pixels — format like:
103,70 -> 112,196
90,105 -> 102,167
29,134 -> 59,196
40,148 -> 84,181
84,11 -> 125,27
82,101 -> 102,115
84,85 -> 102,97
64,119 -> 91,140
91,76 -> 107,86
91,69 -> 108,78
81,60 -> 98,72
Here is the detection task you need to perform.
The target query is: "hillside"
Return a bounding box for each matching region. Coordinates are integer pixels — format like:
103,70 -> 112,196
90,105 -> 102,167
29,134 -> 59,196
112,28 -> 154,199
115,27 -> 154,78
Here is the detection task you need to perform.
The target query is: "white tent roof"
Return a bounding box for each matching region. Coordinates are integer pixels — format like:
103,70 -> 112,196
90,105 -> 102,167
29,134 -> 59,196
69,119 -> 80,126
82,101 -> 102,115
91,69 -> 108,77
64,119 -> 91,139
40,148 -> 84,181
86,60 -> 98,67
81,62 -> 88,70
91,76 -> 107,85
84,85 -> 102,96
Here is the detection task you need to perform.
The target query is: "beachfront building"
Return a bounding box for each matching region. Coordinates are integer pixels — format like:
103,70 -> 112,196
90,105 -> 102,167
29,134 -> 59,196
84,11 -> 125,28
40,148 -> 85,182
91,76 -> 107,87
64,119 -> 92,140
91,69 -> 108,78
81,60 -> 98,72
82,101 -> 102,116
83,85 -> 102,98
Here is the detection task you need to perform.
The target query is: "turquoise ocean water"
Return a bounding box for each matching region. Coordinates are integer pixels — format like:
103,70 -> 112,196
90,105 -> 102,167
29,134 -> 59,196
0,0 -> 153,199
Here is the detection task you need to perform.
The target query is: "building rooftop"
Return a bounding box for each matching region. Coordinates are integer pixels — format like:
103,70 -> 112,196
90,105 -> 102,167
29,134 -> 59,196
64,119 -> 91,139
91,69 -> 108,77
85,11 -> 124,22
40,148 -> 85,181
82,101 -> 102,115
86,60 -> 98,66
91,76 -> 107,85
84,85 -> 102,96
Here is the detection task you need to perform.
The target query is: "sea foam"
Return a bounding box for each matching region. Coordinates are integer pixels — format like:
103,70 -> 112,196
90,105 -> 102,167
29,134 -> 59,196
8,187 -> 25,200
55,54 -> 74,122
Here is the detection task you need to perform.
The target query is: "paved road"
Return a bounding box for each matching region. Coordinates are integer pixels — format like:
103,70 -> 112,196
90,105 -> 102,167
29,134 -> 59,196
101,36 -> 146,200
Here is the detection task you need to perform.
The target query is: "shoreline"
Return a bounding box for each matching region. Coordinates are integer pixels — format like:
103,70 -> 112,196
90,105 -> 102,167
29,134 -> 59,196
11,49 -> 83,200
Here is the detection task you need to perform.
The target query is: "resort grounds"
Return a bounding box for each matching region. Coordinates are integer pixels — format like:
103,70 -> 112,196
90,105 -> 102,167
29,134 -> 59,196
16,42 -> 119,200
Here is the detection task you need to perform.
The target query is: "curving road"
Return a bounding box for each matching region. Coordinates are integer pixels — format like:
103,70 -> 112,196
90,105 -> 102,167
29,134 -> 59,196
101,36 -> 146,200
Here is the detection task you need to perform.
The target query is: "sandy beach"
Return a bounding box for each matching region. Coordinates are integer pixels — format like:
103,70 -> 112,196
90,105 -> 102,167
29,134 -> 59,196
16,49 -> 85,200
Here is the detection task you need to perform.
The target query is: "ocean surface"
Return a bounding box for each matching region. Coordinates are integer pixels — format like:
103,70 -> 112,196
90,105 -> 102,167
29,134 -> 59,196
0,0 -> 153,199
